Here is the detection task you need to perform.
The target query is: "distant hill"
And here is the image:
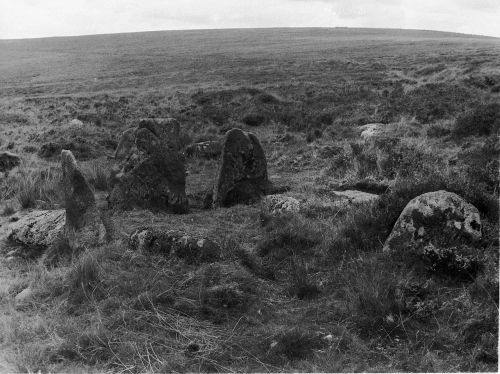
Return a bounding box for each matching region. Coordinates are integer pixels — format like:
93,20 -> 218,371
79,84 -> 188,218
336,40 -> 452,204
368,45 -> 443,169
1,27 -> 499,97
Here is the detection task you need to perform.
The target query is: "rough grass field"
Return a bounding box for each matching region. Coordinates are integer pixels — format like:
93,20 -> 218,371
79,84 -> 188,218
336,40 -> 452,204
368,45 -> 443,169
0,28 -> 499,373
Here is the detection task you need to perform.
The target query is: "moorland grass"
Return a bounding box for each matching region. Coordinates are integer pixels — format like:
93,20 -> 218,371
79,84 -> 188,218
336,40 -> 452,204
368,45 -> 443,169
0,28 -> 498,373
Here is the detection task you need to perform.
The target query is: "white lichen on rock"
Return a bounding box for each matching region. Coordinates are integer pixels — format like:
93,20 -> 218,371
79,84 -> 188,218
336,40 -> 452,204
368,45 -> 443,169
261,194 -> 300,216
383,190 -> 481,252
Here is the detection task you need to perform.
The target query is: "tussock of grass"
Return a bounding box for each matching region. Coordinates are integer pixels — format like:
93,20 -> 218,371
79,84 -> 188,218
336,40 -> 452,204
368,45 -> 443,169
1,165 -> 63,209
257,214 -> 323,259
81,159 -> 112,191
270,328 -> 326,361
2,203 -> 15,216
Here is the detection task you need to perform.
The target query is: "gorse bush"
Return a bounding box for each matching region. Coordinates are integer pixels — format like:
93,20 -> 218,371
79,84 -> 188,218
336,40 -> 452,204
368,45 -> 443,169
454,103 -> 500,137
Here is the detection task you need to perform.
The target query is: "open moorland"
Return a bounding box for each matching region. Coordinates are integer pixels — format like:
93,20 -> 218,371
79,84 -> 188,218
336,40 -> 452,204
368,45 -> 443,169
0,28 -> 499,373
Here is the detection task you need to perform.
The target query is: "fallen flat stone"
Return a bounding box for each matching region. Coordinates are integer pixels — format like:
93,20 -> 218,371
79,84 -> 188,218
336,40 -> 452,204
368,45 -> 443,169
8,210 -> 65,249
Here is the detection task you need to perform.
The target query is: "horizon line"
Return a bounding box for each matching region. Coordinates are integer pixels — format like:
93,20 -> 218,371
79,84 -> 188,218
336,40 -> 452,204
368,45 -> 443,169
1,26 -> 499,42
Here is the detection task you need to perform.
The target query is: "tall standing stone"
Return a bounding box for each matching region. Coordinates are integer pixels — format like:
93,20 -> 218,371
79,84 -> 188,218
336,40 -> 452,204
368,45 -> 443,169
212,128 -> 270,207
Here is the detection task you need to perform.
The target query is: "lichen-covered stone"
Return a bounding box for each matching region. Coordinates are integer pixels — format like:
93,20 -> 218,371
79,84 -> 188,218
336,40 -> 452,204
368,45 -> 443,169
359,123 -> 384,140
0,151 -> 21,173
8,210 -> 65,248
129,227 -> 221,264
212,128 -> 270,207
261,195 -> 300,216
383,190 -> 481,252
185,140 -> 222,159
108,118 -> 189,213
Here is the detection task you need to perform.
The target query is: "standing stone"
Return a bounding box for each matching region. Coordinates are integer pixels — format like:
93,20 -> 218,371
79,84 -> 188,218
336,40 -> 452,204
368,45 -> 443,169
61,150 -> 96,231
383,190 -> 482,252
212,128 -> 270,207
108,118 -> 189,213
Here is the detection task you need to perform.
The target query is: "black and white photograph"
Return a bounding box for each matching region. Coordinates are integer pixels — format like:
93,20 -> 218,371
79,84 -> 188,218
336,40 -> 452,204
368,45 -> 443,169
0,1 -> 499,372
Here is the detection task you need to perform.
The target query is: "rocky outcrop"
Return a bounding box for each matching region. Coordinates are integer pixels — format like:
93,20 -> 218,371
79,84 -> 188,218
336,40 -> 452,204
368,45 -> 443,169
261,195 -> 300,216
8,210 -> 65,248
185,140 -> 222,159
129,228 -> 221,264
0,151 -> 20,174
212,128 -> 270,207
108,118 -> 189,213
383,190 -> 481,252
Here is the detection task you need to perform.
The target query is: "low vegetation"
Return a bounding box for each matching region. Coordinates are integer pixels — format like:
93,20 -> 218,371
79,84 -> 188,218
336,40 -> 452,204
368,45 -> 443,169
0,28 -> 498,373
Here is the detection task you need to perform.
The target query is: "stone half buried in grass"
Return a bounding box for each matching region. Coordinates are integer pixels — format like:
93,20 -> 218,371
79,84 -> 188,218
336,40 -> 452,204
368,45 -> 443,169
383,190 -> 482,253
332,190 -> 379,205
358,123 -> 384,140
261,194 -> 300,217
128,227 -> 221,264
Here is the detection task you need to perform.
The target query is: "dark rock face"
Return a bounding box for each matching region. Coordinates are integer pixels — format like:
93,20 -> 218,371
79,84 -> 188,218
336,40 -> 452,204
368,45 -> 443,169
185,140 -> 222,159
0,151 -> 20,173
114,128 -> 136,161
108,118 -> 189,213
212,128 -> 270,207
129,227 -> 221,264
61,150 -> 96,231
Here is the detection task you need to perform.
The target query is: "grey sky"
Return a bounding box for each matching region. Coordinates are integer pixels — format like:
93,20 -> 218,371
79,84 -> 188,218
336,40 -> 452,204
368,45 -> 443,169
1,0 -> 499,39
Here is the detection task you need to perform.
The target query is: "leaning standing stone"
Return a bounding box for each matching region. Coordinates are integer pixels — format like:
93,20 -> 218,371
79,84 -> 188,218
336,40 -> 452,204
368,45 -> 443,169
61,150 -> 97,231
